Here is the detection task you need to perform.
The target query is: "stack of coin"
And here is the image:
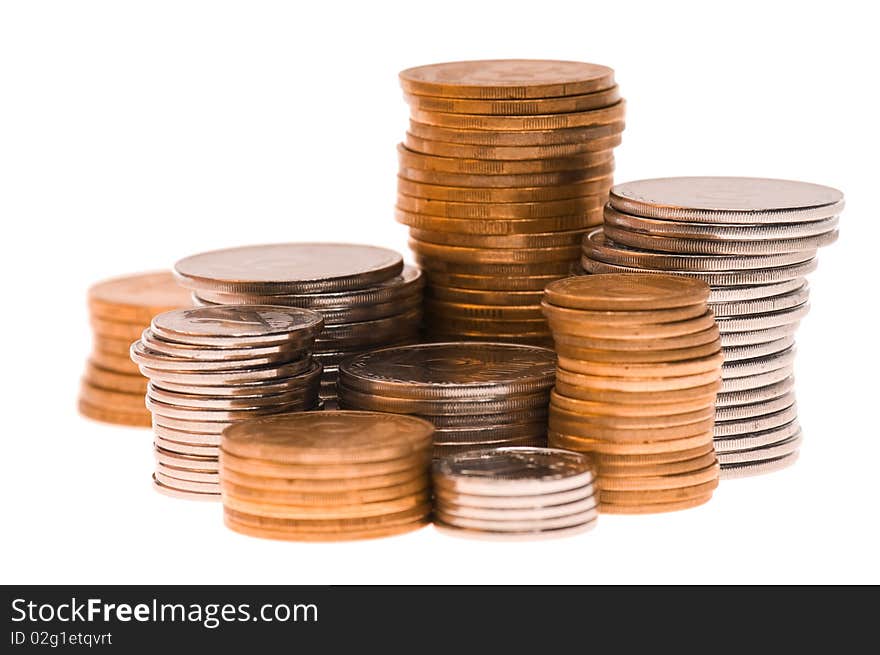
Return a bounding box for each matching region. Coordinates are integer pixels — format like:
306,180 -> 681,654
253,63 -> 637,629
130,305 -> 324,500
395,60 -> 625,344
174,243 -> 423,405
433,447 -> 597,539
581,177 -> 842,477
337,342 -> 557,458
79,271 -> 191,427
220,411 -> 433,541
543,274 -> 722,514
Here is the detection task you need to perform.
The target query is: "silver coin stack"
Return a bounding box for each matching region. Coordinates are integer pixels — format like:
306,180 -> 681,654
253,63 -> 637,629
174,243 -> 424,406
433,447 -> 598,539
580,177 -> 841,477
130,305 -> 324,500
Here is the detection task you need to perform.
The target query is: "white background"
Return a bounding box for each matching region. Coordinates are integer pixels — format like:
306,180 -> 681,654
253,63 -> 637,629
1,0 -> 877,584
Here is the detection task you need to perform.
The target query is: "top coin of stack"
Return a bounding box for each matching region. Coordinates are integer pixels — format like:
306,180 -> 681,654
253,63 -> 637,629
174,243 -> 423,405
581,177 -> 842,477
79,271 -> 191,427
337,342 -> 557,458
396,60 -> 626,345
543,274 -> 723,514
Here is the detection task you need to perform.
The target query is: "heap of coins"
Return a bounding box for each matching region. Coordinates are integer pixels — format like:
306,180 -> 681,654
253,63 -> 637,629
174,243 -> 423,405
130,305 -> 324,500
543,274 -> 722,514
581,177 -> 842,476
395,60 -> 626,344
337,342 -> 556,458
79,271 -> 191,427
433,447 -> 597,539
220,411 -> 433,541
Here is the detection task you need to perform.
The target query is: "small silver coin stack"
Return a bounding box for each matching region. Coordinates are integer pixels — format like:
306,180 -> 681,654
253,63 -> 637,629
174,243 -> 424,407
130,305 -> 324,500
433,447 -> 598,539
580,177 -> 842,477
336,342 -> 557,459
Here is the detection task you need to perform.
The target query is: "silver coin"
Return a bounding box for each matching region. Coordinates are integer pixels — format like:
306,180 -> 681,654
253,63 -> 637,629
147,383 -> 318,410
436,506 -> 599,532
154,472 -> 220,494
584,230 -> 815,271
603,224 -> 838,255
139,328 -> 312,361
713,421 -> 801,452
720,325 -> 800,347
715,390 -> 796,422
581,255 -> 818,286
434,518 -> 596,541
715,304 -> 809,333
337,383 -> 552,415
716,434 -> 802,466
138,360 -> 321,386
720,366 -> 794,393
609,177 -> 844,223
145,397 -> 315,421
154,435 -> 220,456
131,340 -> 313,373
603,205 -> 841,239
432,422 -> 547,444
316,308 -> 422,339
433,437 -> 547,458
714,403 -> 798,437
425,408 -> 549,428
719,337 -> 796,362
721,347 -> 797,379
155,461 -> 219,483
433,446 -> 593,496
436,485 -> 595,509
715,376 -> 795,408
152,475 -> 220,501
709,284 -> 809,317
719,451 -> 799,479
706,278 -> 806,303
148,364 -> 323,397
436,494 -> 597,521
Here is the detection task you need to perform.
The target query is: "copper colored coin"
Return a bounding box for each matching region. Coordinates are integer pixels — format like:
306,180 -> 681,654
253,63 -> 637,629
88,271 -> 192,323
222,490 -> 430,520
554,377 -> 719,404
398,175 -> 616,202
599,493 -> 713,514
549,402 -> 715,428
138,359 -> 322,386
426,286 -> 544,306
546,310 -> 716,340
397,143 -> 615,175
154,447 -> 217,472
219,449 -> 428,479
79,381 -> 146,412
404,133 -> 619,161
90,317 -> 145,341
90,350 -> 141,374
424,270 -> 565,291
554,366 -> 720,392
552,338 -> 722,364
152,476 -> 220,502
220,466 -> 423,493
597,462 -> 719,491
337,384 -> 551,415
399,165 -> 613,189
550,325 -> 720,351
557,352 -> 723,378
598,478 -> 719,504
399,59 -> 616,99
83,361 -> 147,394
224,513 -> 428,541
544,273 -> 710,310
146,397 -> 315,422
415,253 -> 577,274
403,85 -> 621,114
93,335 -> 137,355
550,389 -> 715,417
399,210 -> 603,236
593,444 -> 715,467
425,300 -> 544,321
220,476 -> 428,506
146,384 -> 318,410
78,398 -> 150,427
549,430 -> 714,455
598,451 -> 718,477
155,463 -> 219,484
549,415 -> 715,443
542,300 -> 708,326
409,101 -> 626,131
154,435 -> 218,457
409,118 -> 624,146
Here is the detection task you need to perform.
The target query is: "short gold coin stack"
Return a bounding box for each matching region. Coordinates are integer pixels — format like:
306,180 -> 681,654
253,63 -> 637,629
543,274 -> 723,514
80,271 -> 191,427
395,60 -> 625,345
220,411 -> 433,541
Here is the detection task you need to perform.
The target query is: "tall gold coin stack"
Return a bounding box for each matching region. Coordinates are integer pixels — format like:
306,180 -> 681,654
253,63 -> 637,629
543,274 -> 723,514
582,177 -> 842,477
220,411 -> 433,541
174,243 -> 423,406
80,271 -> 191,427
130,305 -> 324,501
337,342 -> 557,458
395,60 -> 626,344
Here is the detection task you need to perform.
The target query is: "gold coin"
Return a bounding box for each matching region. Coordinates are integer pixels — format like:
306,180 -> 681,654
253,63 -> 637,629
550,389 -> 716,417
403,85 -> 621,115
224,514 -> 428,541
152,476 -> 219,501
552,338 -> 722,363
426,285 -> 544,305
79,381 -> 146,412
409,115 -> 624,144
423,270 -> 564,291
397,143 -> 615,175
599,452 -> 719,478
220,449 -> 429,479
551,326 -> 720,351
399,60 -> 616,99
78,399 -> 150,427
221,467 -> 424,493
425,300 -> 544,321
398,164 -> 614,188
220,476 -> 428,506
398,175 -> 615,201
88,270 -> 192,323
410,228 -> 586,249
554,378 -> 719,405
541,298 -> 708,324
404,133 -> 620,161
546,310 -> 717,339
555,366 -> 721,392
544,273 -> 710,311
549,430 -> 714,455
556,352 -> 723,378
599,493 -> 713,514
222,490 -> 430,520
396,208 -> 603,235
598,478 -> 719,504
83,360 -> 147,394
398,193 -> 603,219
594,444 -> 716,466
409,101 -> 626,131
548,414 -> 716,442
597,462 -> 719,491
549,402 -> 715,428
411,239 -> 581,265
